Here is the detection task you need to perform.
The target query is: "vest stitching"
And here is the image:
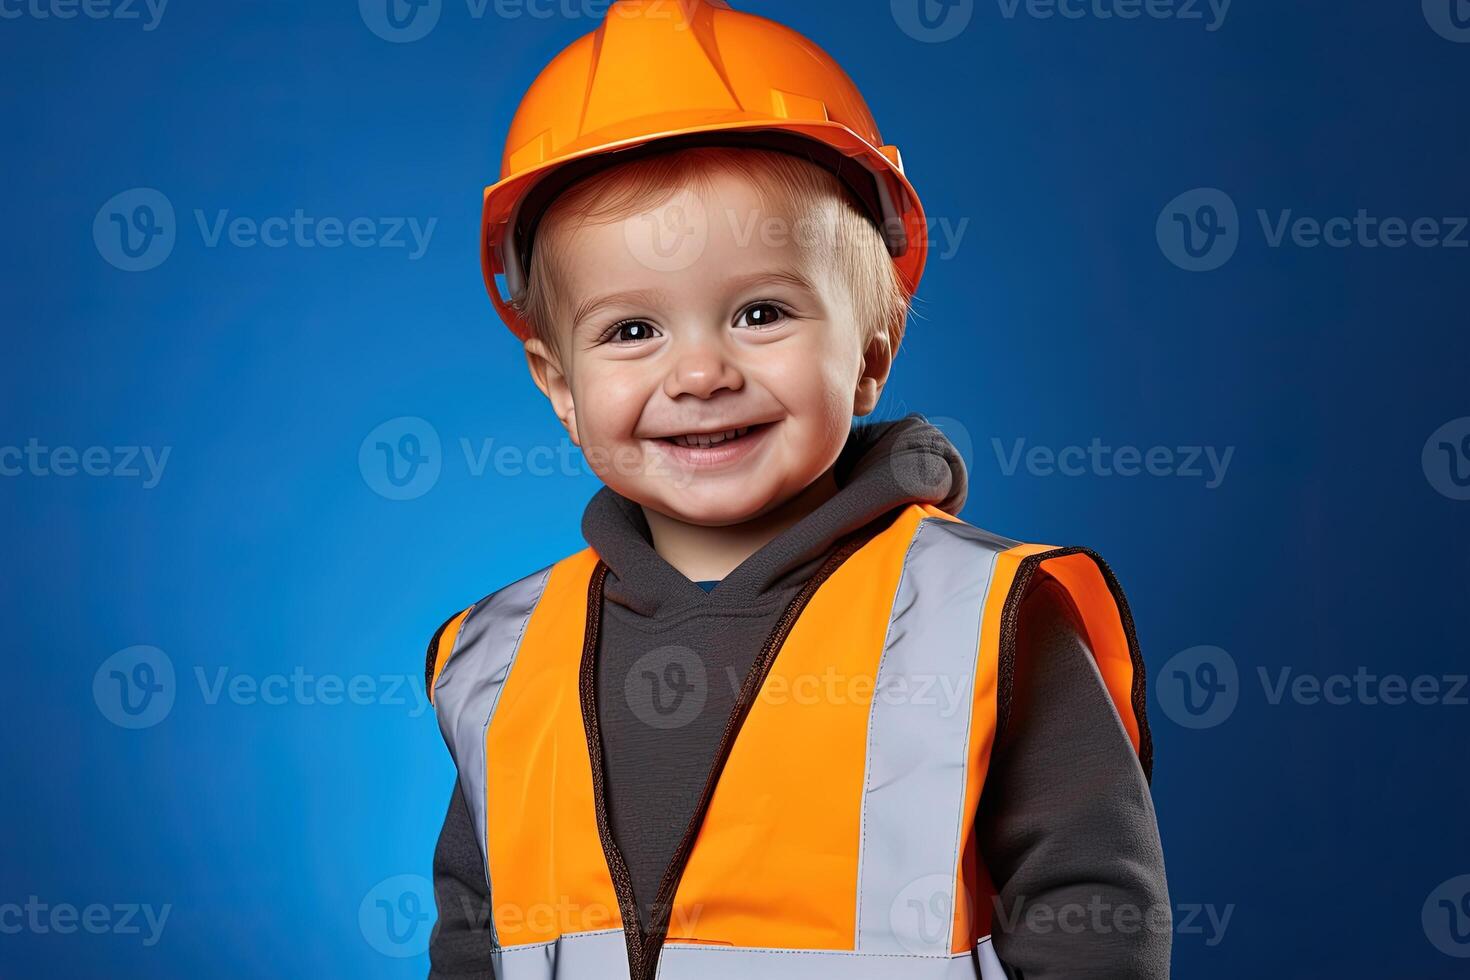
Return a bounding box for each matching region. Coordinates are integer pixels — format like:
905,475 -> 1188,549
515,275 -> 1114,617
853,515 -> 1000,956
491,927 -> 622,952
941,522 -> 995,957
466,564 -> 555,950
995,548 -> 1154,784
423,607 -> 464,702
577,562 -> 644,978
425,561 -> 554,700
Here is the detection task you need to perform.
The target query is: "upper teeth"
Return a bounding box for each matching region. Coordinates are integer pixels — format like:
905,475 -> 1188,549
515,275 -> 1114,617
670,426 -> 750,448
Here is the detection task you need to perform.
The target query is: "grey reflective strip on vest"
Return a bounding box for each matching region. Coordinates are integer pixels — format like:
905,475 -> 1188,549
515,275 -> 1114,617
491,928 -> 627,977
659,936 -> 1007,979
432,562 -> 554,945
489,931 -> 1006,979
855,518 -> 1016,956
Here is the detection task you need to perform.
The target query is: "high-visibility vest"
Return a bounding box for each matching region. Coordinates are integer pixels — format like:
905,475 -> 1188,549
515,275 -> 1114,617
428,502 -> 1153,979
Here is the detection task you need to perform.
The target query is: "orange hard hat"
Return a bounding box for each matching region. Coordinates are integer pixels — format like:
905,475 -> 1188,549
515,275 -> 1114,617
481,0 -> 929,342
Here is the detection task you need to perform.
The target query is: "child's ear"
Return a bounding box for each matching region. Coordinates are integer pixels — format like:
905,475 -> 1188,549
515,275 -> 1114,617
524,337 -> 581,448
853,323 -> 899,417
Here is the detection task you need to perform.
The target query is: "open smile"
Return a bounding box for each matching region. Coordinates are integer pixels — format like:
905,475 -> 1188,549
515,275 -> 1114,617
647,421 -> 777,468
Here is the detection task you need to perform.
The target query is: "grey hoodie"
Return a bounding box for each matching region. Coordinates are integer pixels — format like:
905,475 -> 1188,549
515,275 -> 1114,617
428,413 -> 1170,979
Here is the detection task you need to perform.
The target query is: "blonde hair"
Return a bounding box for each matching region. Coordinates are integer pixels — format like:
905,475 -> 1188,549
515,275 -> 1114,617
515,145 -> 910,365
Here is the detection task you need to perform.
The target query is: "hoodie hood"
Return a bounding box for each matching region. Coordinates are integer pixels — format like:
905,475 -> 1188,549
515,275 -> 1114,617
581,412 -> 969,618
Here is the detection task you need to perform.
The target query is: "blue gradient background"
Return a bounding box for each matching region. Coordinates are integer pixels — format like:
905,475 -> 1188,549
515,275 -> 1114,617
3,1 -> 1468,976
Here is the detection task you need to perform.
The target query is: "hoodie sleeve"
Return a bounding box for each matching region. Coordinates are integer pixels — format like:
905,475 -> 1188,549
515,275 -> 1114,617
428,781 -> 496,980
976,575 -> 1171,979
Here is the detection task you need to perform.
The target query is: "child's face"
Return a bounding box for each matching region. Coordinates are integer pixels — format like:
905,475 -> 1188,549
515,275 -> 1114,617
526,169 -> 890,527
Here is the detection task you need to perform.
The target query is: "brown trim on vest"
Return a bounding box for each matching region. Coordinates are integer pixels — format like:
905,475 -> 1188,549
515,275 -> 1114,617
578,520 -> 887,980
995,547 -> 1155,783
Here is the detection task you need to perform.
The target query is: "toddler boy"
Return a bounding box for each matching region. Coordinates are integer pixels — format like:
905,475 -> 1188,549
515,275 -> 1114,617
426,3 -> 1168,978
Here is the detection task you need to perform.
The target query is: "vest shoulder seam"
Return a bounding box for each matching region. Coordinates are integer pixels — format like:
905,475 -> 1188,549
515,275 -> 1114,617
429,556 -> 568,698
915,514 -> 1024,553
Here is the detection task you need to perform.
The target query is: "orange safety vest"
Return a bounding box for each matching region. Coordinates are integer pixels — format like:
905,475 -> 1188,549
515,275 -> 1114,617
428,503 -> 1152,979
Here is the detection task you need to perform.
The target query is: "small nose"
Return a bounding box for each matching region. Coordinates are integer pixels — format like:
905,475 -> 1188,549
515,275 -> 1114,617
662,330 -> 744,401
